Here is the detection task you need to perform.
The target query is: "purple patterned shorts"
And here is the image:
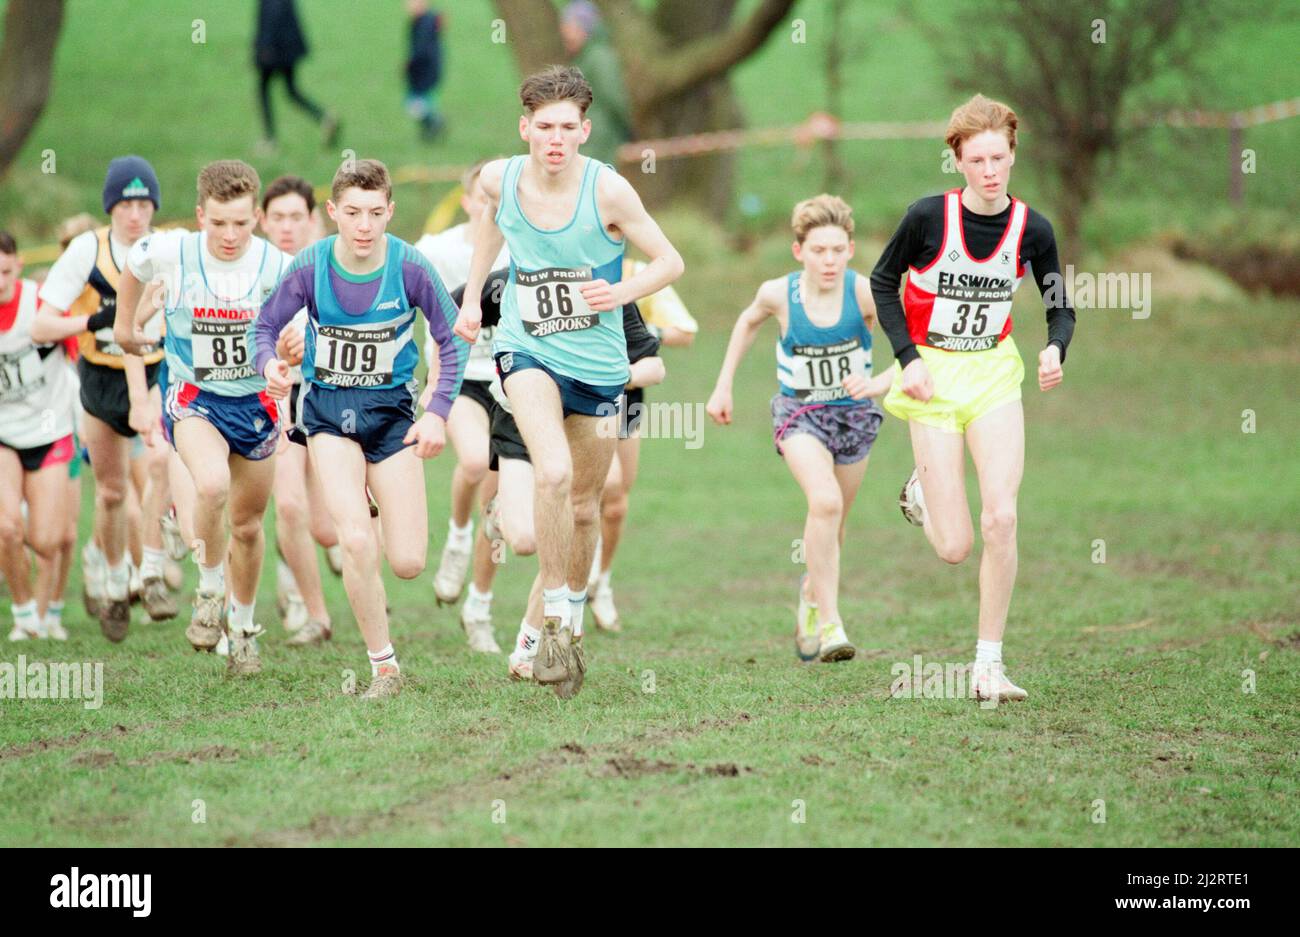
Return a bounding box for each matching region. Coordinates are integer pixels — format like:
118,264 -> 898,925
770,393 -> 884,465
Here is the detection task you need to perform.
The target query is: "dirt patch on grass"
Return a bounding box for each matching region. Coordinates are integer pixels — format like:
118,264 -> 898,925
127,744 -> 247,767
68,749 -> 118,768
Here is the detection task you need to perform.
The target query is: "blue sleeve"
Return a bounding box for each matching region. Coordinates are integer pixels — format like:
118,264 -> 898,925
404,250 -> 467,420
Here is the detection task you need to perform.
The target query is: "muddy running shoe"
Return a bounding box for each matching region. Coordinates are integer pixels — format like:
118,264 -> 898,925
461,604 -> 500,654
795,574 -> 819,662
186,590 -> 225,651
817,622 -> 856,663
226,625 -> 265,676
899,468 -> 927,527
282,594 -> 309,634
532,616 -> 571,685
99,599 -> 131,643
360,663 -> 403,700
161,511 -> 188,561
433,538 -> 471,607
552,629 -> 586,699
286,618 -> 331,648
970,661 -> 1028,702
140,575 -> 179,621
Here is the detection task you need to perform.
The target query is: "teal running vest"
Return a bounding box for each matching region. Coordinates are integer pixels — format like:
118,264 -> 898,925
494,155 -> 628,386
775,270 -> 872,405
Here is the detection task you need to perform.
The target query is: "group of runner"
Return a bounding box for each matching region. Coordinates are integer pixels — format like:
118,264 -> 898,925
1,72 -> 1072,703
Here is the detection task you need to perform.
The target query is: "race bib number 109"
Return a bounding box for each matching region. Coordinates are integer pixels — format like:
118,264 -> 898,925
516,267 -> 597,337
314,323 -> 399,387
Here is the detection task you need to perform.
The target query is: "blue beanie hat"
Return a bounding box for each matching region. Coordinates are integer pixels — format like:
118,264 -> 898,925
102,155 -> 161,214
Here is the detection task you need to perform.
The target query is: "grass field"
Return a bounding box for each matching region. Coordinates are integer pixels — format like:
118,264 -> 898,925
1,204 -> 1296,845
1,0 -> 1297,248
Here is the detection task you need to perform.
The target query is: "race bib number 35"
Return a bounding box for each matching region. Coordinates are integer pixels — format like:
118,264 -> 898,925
926,299 -> 1011,352
516,267 -> 597,337
787,339 -> 868,402
192,318 -> 254,383
0,347 -> 43,403
315,323 -> 399,387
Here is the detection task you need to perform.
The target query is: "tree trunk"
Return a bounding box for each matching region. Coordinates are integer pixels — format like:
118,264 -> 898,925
0,0 -> 66,182
491,0 -> 565,78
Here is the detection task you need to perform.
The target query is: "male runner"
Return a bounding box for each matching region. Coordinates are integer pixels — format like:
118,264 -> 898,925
708,195 -> 889,662
419,160 -> 509,630
870,94 -> 1076,701
0,232 -> 79,641
455,64 -> 684,695
116,159 -> 289,675
259,174 -> 334,646
33,155 -> 173,641
256,158 -> 467,700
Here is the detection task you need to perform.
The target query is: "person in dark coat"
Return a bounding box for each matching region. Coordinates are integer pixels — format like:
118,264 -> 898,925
254,0 -> 339,151
404,0 -> 445,140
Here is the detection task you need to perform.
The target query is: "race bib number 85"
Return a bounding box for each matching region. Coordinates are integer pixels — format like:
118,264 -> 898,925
516,267 -> 597,337
192,318 -> 254,383
0,347 -> 43,403
315,323 -> 399,387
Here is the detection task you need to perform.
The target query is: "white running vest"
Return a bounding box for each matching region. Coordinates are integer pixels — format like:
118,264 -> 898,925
0,279 -> 76,448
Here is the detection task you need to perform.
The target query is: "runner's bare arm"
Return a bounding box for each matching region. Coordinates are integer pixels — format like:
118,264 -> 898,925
455,159 -> 508,342
123,354 -> 157,444
590,172 -> 684,310
706,278 -> 781,425
114,268 -> 161,355
627,356 -> 666,390
854,271 -> 879,332
30,299 -> 90,344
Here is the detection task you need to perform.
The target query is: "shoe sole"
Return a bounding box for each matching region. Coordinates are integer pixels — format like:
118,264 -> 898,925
818,643 -> 856,663
144,604 -> 178,622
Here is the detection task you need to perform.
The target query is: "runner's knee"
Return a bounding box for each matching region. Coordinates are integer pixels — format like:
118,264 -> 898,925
456,454 -> 490,486
191,470 -> 230,507
571,493 -> 601,528
388,546 -> 425,580
980,506 -> 1017,546
534,455 -> 573,498
0,512 -> 23,549
807,489 -> 844,522
934,533 -> 973,565
229,513 -> 263,546
602,491 -> 628,523
276,492 -> 307,530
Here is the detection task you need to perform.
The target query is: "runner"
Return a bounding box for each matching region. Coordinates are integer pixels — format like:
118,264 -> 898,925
419,160 -> 509,633
0,232 -> 79,641
455,64 -> 684,696
255,158 -> 467,700
259,174 -> 334,646
32,155 -> 172,641
115,159 -> 289,675
587,255 -> 697,631
707,195 -> 888,662
870,94 -> 1075,701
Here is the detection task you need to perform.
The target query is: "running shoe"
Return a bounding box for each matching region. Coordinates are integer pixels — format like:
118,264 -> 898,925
970,661 -> 1028,702
433,538 -> 471,606
45,619 -> 69,641
508,620 -> 538,682
360,663 -> 403,700
590,581 -> 620,633
140,575 -> 178,622
533,616 -> 571,685
817,622 -> 856,663
461,603 -> 501,654
286,618 -> 331,648
899,468 -> 928,527
552,629 -> 586,699
795,574 -> 819,661
98,599 -> 131,643
186,590 -> 225,651
226,625 -> 264,676
161,510 -> 189,561
282,594 -> 309,634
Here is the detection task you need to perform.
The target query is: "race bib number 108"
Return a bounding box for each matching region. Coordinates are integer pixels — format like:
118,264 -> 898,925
516,267 -> 597,337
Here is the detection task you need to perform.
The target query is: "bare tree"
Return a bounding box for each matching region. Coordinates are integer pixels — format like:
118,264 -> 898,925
920,0 -> 1247,248
493,0 -> 798,217
0,0 -> 66,181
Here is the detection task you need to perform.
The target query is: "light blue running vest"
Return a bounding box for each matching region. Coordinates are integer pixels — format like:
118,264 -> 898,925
775,269 -> 872,405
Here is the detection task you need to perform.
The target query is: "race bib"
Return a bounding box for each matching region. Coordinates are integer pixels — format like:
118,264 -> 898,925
315,323 -> 399,387
786,338 -> 868,402
926,274 -> 1013,352
0,347 -> 44,403
191,317 -> 255,383
515,267 -> 597,337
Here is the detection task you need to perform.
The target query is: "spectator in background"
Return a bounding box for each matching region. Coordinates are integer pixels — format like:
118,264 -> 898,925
560,1 -> 632,167
254,0 -> 339,153
405,0 -> 445,141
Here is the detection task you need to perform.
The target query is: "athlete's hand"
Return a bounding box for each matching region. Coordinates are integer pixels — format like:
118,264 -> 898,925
263,359 -> 293,400
842,374 -> 874,400
706,387 -> 734,425
1038,344 -> 1063,391
454,303 -> 482,343
580,278 -> 623,313
117,326 -> 153,357
900,358 -> 934,402
128,396 -> 160,445
404,411 -> 446,459
277,324 -> 305,367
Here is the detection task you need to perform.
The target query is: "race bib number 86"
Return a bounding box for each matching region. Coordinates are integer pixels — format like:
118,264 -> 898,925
516,267 -> 597,337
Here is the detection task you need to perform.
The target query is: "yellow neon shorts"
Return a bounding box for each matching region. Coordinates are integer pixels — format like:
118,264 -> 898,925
883,335 -> 1024,434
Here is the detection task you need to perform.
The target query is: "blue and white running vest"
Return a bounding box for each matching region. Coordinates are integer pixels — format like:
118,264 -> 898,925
494,155 -> 628,387
776,270 -> 872,405
165,233 -> 282,397
303,235 -> 419,390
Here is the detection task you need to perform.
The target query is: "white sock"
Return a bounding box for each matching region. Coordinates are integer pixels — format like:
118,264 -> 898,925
514,621 -> 541,659
141,546 -> 165,580
12,600 -> 40,635
45,600 -> 64,629
466,583 -> 492,610
368,644 -> 399,676
198,563 -> 224,595
568,588 -> 587,639
597,569 -> 611,591
448,517 -> 473,549
542,586 -> 568,624
105,560 -> 130,601
82,543 -> 106,597
228,600 -> 255,635
975,639 -> 1002,665
277,558 -> 295,592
